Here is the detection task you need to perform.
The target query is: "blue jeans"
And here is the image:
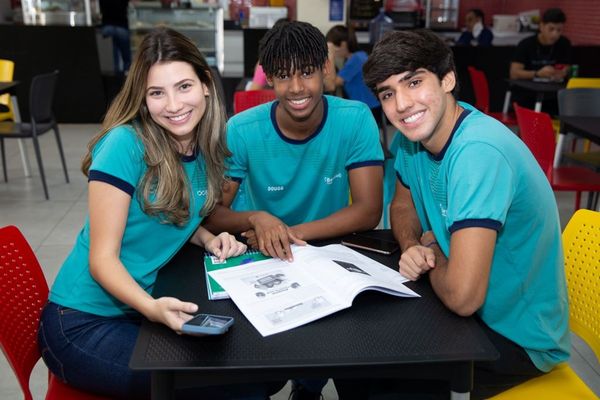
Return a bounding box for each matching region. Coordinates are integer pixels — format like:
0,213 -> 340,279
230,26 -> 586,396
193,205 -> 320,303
102,25 -> 132,74
38,302 -> 284,399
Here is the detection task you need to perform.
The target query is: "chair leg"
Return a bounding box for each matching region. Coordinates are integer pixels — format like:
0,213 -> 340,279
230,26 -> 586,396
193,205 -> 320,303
0,138 -> 6,182
31,136 -> 49,200
53,125 -> 69,183
554,133 -> 566,168
574,191 -> 581,212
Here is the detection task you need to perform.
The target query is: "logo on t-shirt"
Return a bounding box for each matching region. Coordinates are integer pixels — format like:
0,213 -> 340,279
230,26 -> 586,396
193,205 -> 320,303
323,173 -> 342,185
197,189 -> 207,197
267,185 -> 284,192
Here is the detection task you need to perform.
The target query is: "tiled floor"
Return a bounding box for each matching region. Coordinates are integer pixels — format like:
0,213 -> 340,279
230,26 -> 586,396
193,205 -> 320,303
0,124 -> 598,399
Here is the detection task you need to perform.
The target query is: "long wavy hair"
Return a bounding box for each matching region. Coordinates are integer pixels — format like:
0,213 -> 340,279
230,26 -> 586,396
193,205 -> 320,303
82,27 -> 229,225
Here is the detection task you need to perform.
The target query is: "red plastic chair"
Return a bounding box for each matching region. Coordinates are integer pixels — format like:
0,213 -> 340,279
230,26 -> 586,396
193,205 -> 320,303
0,225 -> 110,400
467,66 -> 517,126
513,104 -> 600,211
233,89 -> 276,114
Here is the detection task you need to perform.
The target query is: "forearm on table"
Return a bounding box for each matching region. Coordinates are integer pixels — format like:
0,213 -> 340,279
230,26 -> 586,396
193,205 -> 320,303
202,204 -> 259,234
510,63 -> 535,80
293,201 -> 382,241
189,225 -> 215,247
390,203 -> 422,251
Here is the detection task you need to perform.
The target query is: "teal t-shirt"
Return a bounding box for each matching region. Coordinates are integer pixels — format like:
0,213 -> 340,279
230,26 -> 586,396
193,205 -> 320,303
226,95 -> 384,226
394,103 -> 570,372
50,125 -> 208,317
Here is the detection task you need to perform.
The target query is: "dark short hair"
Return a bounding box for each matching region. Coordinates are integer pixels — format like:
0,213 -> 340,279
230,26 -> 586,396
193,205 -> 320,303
469,8 -> 485,24
326,25 -> 359,53
542,8 -> 566,24
363,29 -> 458,95
258,20 -> 328,76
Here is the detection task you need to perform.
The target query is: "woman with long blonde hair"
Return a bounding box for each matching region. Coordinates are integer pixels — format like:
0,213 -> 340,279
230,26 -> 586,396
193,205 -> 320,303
36,27 -> 266,399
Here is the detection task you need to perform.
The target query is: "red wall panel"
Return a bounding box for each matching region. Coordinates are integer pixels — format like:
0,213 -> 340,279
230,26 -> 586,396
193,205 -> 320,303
459,0 -> 600,45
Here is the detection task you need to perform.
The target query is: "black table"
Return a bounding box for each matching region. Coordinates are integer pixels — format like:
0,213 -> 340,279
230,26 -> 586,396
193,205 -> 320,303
503,79 -> 566,113
130,231 -> 498,400
0,81 -> 18,96
559,116 -> 600,146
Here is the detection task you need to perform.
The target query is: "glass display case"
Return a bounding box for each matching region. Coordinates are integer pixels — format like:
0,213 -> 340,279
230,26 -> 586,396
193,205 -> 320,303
424,0 -> 459,30
18,0 -> 100,26
129,2 -> 224,73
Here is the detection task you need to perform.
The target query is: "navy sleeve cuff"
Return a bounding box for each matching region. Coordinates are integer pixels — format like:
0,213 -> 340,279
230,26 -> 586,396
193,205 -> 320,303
346,160 -> 384,170
88,170 -> 135,196
449,218 -> 502,233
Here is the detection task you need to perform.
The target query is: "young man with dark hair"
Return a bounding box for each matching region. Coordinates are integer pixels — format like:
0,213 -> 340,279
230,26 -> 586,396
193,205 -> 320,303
510,7 -> 571,81
203,21 -> 384,398
205,21 -> 383,258
456,8 -> 493,47
341,29 -> 570,399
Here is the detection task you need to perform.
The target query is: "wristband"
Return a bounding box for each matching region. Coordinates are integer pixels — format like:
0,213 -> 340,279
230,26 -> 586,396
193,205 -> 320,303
424,241 -> 438,248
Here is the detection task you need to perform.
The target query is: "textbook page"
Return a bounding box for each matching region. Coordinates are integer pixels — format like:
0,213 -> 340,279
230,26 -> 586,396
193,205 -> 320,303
209,244 -> 419,336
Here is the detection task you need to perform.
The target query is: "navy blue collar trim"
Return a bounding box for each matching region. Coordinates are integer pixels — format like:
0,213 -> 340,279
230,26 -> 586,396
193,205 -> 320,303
270,96 -> 329,144
180,151 -> 198,163
431,109 -> 471,161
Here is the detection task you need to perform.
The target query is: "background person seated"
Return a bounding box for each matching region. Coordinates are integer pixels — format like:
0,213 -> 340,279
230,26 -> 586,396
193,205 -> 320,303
325,25 -> 383,128
456,9 -> 493,47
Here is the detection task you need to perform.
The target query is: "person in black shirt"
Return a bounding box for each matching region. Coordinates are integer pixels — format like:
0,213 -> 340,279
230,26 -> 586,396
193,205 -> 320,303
510,8 -> 571,81
99,0 -> 132,75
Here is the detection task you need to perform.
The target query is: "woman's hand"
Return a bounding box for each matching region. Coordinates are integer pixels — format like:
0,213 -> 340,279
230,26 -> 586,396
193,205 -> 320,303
146,297 -> 199,332
206,232 -> 247,261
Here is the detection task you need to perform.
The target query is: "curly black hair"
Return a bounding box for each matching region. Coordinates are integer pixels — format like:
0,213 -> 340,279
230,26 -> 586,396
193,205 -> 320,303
259,20 -> 328,76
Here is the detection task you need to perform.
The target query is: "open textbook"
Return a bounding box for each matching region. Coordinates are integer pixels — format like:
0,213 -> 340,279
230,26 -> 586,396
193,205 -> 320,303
209,244 -> 420,336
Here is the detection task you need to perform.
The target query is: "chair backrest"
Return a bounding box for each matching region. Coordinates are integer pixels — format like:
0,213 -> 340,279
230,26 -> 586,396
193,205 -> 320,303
557,88 -> 600,117
233,89 -> 276,114
513,103 -> 555,180
29,70 -> 59,124
0,58 -> 15,120
566,77 -> 600,89
0,225 -> 49,400
467,66 -> 490,113
562,209 -> 600,362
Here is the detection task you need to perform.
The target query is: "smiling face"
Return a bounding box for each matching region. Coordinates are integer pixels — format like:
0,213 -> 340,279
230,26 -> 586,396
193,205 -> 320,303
145,61 -> 209,153
267,63 -> 329,132
376,68 -> 458,153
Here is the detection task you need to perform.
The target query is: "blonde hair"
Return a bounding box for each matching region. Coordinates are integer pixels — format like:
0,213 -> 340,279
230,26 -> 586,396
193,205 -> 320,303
82,27 -> 229,225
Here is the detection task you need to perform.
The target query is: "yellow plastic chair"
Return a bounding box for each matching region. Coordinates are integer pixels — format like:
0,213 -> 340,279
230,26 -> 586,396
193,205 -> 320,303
567,77 -> 600,89
491,209 -> 600,400
566,78 -> 600,153
0,59 -> 15,121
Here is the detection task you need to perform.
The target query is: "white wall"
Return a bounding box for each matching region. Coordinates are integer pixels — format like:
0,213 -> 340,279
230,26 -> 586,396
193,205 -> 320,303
297,0 -> 347,34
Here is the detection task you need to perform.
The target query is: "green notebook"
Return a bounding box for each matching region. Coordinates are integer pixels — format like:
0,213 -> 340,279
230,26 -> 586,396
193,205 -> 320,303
204,250 -> 271,300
